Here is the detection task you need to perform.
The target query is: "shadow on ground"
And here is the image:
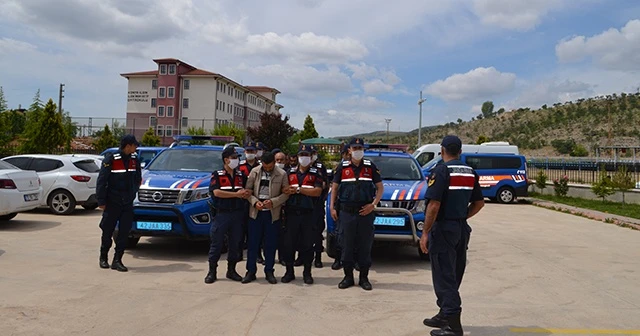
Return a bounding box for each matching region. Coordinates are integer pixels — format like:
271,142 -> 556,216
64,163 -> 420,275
408,325 -> 551,336
27,207 -> 100,217
0,219 -> 61,232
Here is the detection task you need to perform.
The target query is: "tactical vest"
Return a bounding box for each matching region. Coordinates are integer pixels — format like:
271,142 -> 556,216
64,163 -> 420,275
337,160 -> 376,205
438,160 -> 476,220
238,160 -> 259,176
211,169 -> 245,210
286,167 -> 319,209
107,152 -> 138,203
111,152 -> 138,173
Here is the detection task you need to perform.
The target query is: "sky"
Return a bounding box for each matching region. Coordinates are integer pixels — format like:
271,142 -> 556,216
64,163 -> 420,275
1,0 -> 640,137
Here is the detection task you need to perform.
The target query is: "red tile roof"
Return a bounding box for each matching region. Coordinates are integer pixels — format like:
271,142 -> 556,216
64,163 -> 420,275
183,69 -> 218,76
245,86 -> 281,94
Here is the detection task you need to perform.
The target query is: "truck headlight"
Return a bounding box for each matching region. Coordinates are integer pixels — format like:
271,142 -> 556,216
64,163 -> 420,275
411,200 -> 426,214
185,187 -> 210,202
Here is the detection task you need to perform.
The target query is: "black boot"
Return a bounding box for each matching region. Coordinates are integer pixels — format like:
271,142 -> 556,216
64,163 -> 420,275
331,258 -> 342,270
226,262 -> 242,282
281,264 -> 295,283
358,268 -> 372,291
430,314 -> 463,336
423,312 -> 448,329
338,267 -> 355,289
354,262 -> 360,272
110,252 -> 128,272
303,263 -> 314,284
314,252 -> 323,268
265,271 -> 277,284
204,263 -> 217,284
99,249 -> 109,269
241,271 -> 257,284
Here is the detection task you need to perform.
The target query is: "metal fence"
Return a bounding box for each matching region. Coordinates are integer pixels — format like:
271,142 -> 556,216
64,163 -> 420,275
527,158 -> 640,184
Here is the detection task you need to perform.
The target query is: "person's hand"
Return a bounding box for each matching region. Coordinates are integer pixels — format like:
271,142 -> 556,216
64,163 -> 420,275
420,233 -> 429,254
331,208 -> 338,221
98,205 -> 106,211
255,201 -> 264,210
359,203 -> 375,216
263,200 -> 273,209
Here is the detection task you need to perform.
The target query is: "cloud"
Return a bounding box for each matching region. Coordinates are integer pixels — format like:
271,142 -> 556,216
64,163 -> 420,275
556,19 -> 640,71
336,95 -> 394,110
425,67 -> 517,101
508,79 -> 595,110
472,0 -> 563,31
362,79 -> 394,95
0,38 -> 37,54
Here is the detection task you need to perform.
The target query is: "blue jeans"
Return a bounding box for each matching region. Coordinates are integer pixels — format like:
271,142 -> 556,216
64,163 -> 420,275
246,211 -> 280,274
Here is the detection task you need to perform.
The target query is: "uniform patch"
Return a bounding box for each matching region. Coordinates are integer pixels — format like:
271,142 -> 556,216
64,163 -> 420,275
103,163 -> 110,167
428,178 -> 435,187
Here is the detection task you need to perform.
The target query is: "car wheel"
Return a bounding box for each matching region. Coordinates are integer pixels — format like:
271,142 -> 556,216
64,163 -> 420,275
326,233 -> 338,259
497,186 -> 515,204
418,246 -> 430,261
48,190 -> 76,215
82,203 -> 99,210
0,213 -> 18,221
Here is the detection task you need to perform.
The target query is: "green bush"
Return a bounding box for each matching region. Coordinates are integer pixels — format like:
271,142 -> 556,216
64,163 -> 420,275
535,170 -> 547,191
591,169 -> 615,202
553,175 -> 569,197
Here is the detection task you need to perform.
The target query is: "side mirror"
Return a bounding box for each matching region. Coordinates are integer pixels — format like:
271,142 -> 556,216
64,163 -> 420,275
141,162 -> 147,168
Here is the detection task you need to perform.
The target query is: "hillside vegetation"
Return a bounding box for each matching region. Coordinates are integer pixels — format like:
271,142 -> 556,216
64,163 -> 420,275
382,92 -> 640,157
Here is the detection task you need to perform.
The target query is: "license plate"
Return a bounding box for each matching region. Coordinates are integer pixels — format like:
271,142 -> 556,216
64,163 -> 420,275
136,221 -> 172,231
24,193 -> 39,202
374,217 -> 405,226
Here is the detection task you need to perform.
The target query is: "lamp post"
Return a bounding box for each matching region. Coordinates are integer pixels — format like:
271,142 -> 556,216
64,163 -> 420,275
385,118 -> 392,142
418,91 -> 426,147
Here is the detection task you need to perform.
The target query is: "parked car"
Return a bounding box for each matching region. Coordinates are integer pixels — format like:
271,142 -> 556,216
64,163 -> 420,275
325,144 -> 429,261
0,160 -> 43,221
1,154 -> 100,215
62,154 -> 104,168
100,147 -> 167,168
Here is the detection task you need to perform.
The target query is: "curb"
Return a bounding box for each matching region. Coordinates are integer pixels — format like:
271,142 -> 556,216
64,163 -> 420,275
525,198 -> 640,231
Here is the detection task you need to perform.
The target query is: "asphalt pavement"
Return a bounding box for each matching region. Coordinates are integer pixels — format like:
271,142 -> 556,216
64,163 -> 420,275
0,204 -> 639,336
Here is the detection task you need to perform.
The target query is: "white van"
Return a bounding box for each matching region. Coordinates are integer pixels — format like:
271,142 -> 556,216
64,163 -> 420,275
414,141 -> 519,168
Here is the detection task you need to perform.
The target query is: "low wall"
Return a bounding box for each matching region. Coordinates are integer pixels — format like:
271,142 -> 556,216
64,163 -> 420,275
528,182 -> 640,204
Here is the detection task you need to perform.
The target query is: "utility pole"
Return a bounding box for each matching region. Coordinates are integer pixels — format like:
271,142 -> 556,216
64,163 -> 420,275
385,118 -> 392,142
418,91 -> 426,147
58,83 -> 65,114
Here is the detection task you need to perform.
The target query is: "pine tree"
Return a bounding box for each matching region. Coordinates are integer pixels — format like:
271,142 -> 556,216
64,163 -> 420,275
25,99 -> 67,154
141,127 -> 161,146
299,114 -> 319,140
21,90 -> 45,153
93,125 -> 119,152
0,86 -> 7,112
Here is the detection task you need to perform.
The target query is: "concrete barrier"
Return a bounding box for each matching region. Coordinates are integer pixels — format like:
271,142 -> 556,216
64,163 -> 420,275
528,182 -> 640,204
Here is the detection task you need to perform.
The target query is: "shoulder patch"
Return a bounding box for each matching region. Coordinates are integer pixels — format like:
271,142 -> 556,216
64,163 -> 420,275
309,168 -> 318,174
428,176 -> 436,187
363,160 -> 372,166
240,160 -> 247,164
131,152 -> 138,158
342,161 -> 350,166
289,167 -> 297,173
217,170 -> 226,175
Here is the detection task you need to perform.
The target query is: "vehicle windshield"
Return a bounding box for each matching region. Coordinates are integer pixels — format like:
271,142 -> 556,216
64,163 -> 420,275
147,149 -> 224,172
365,155 -> 423,181
0,160 -> 18,170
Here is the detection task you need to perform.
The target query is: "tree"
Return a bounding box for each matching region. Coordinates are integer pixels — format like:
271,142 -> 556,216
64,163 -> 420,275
612,165 -> 634,204
20,90 -> 45,153
111,120 -> 126,140
456,118 -> 463,124
141,127 -> 161,147
35,99 -> 68,154
93,125 -> 119,152
246,113 -> 296,150
496,107 -> 505,114
0,86 -> 7,112
591,169 -> 615,202
212,123 -> 246,144
481,101 -> 494,118
185,126 -> 208,145
299,114 -> 319,140
535,170 -> 547,192
476,135 -> 489,144
285,132 -> 302,155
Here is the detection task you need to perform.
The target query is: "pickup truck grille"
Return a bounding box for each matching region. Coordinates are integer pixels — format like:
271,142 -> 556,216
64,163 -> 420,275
379,200 -> 416,210
138,189 -> 180,204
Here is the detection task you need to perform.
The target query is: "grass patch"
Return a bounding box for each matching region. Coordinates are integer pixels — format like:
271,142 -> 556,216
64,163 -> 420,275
530,192 -> 640,220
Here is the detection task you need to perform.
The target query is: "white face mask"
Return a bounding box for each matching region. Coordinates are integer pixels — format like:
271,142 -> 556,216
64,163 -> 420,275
298,156 -> 311,167
228,159 -> 239,169
311,154 -> 318,162
256,150 -> 264,158
246,153 -> 256,161
351,150 -> 364,161
276,163 -> 285,169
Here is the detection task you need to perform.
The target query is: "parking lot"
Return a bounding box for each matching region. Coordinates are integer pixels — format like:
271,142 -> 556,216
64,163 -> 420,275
1,203 -> 639,336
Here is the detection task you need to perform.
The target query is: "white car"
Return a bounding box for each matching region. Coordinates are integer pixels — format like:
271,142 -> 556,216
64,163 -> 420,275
62,154 -> 104,168
0,160 -> 43,221
1,154 -> 100,215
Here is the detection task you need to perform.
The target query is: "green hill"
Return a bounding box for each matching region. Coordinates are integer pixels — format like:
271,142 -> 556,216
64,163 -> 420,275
383,92 -> 640,157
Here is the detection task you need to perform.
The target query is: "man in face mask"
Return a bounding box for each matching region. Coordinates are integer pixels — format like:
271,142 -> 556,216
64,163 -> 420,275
329,138 -> 383,291
239,141 -> 263,262
204,146 -> 251,284
274,151 -> 287,170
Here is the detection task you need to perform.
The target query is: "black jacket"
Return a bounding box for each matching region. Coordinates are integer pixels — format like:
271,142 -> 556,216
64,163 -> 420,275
96,150 -> 142,206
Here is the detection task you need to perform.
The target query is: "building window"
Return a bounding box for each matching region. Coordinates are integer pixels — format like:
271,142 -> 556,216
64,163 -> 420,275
181,117 -> 188,128
222,102 -> 225,111
151,98 -> 157,108
152,79 -> 157,89
167,106 -> 174,117
159,87 -> 166,98
149,116 -> 157,127
229,87 -> 233,96
168,87 -> 175,98
157,125 -> 164,136
165,125 -> 173,136
184,79 -> 190,90
158,106 -> 165,117
216,100 -> 219,110
217,82 -> 219,91
160,64 -> 167,75
183,98 -> 189,109
168,64 -> 176,75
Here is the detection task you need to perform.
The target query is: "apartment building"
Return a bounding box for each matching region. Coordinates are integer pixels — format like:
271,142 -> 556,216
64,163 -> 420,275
121,58 -> 283,142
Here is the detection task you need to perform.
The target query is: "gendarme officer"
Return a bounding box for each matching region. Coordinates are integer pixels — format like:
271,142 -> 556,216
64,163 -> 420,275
420,135 -> 484,336
96,135 -> 142,272
329,138 -> 383,291
205,146 -> 251,284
